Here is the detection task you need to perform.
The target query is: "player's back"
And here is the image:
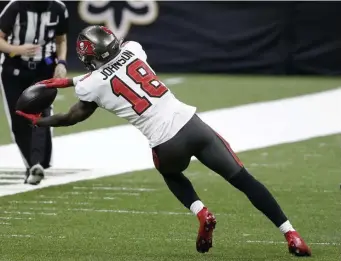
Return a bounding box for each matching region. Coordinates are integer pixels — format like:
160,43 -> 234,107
75,41 -> 196,147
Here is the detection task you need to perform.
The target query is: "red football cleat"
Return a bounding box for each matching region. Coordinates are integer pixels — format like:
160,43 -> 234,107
196,207 -> 216,253
285,231 -> 312,257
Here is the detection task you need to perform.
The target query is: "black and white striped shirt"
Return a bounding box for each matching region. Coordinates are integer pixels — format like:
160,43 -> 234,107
0,0 -> 68,63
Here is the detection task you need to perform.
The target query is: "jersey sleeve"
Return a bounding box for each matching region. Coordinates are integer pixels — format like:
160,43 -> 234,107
56,2 -> 69,36
73,73 -> 91,86
0,1 -> 19,35
75,81 -> 97,103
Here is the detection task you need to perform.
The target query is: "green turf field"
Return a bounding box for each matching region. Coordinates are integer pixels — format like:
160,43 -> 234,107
0,75 -> 340,260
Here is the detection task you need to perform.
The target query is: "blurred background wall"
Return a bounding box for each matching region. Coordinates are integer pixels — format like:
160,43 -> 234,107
0,1 -> 340,75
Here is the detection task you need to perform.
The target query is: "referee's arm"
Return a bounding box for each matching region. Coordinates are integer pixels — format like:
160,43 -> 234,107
54,3 -> 69,78
0,1 -> 39,57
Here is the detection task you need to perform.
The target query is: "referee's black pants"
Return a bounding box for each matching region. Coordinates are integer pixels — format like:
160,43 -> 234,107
0,61 -> 55,169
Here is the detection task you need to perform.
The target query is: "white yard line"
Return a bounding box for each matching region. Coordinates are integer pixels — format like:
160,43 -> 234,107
66,208 -> 241,217
2,211 -> 57,216
245,240 -> 340,246
0,216 -> 33,220
9,200 -> 56,204
0,233 -> 338,247
67,208 -> 193,215
73,186 -> 156,191
0,88 -> 340,197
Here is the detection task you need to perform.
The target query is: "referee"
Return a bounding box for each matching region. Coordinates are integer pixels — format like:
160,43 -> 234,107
0,1 -> 68,185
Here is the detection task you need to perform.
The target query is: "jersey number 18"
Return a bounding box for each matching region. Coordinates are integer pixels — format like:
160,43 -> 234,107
110,59 -> 168,115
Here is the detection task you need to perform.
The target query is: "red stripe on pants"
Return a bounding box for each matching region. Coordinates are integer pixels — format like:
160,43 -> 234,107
215,131 -> 243,167
152,148 -> 160,169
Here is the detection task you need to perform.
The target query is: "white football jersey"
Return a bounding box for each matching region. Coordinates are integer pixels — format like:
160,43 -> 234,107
73,41 -> 196,148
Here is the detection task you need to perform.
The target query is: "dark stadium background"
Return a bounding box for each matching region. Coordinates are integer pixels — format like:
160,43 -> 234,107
0,1 -> 340,75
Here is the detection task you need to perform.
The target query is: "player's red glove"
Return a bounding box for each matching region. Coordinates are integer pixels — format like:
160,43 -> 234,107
35,78 -> 72,88
16,111 -> 42,126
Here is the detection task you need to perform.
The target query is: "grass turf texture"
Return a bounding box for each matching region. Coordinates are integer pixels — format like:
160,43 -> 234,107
0,134 -> 340,261
0,74 -> 341,144
0,74 -> 340,260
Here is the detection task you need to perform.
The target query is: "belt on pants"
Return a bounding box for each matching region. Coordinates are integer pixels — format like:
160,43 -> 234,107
21,60 -> 43,70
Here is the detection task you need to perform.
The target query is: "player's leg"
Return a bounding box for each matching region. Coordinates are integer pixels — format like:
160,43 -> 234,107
152,120 -> 216,253
152,142 -> 201,211
28,106 -> 52,184
0,70 -> 32,171
192,116 -> 311,256
27,67 -> 55,184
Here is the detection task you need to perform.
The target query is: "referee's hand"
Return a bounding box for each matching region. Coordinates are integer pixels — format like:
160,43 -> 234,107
53,63 -> 67,78
13,44 -> 40,57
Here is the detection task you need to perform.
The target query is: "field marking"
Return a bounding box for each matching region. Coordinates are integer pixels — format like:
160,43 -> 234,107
38,195 -> 69,199
64,191 -> 140,196
162,77 -> 184,86
73,186 -> 156,191
66,208 -> 247,217
0,233 -> 338,247
0,206 -> 57,211
245,240 -> 340,246
0,173 -> 23,177
9,200 -> 56,204
68,208 -> 193,216
0,88 -> 340,197
2,211 -> 57,216
0,180 -> 22,184
0,216 -> 33,220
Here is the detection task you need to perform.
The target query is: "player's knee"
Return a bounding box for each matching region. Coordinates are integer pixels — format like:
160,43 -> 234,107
227,167 -> 254,187
159,171 -> 183,181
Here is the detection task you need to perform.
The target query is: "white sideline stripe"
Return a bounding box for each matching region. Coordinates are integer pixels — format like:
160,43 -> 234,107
0,173 -> 24,177
245,240 -> 340,246
0,222 -> 10,225
0,88 -> 340,197
0,180 -> 23,184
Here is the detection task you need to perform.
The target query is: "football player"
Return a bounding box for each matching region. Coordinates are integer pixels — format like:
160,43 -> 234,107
16,25 -> 311,256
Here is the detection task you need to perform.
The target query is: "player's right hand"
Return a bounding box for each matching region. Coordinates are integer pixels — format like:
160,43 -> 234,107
35,78 -> 72,88
14,44 -> 40,57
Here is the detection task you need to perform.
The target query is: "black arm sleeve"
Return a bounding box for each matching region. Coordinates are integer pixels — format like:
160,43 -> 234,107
56,4 -> 69,36
0,1 -> 19,35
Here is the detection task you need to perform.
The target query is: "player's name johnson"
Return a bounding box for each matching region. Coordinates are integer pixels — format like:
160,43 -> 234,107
100,50 -> 135,80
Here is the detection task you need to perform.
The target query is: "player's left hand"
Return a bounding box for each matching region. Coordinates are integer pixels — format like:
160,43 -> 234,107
53,63 -> 67,78
16,110 -> 42,126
